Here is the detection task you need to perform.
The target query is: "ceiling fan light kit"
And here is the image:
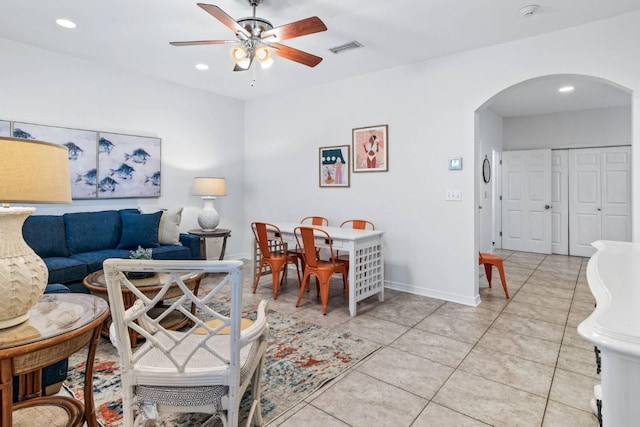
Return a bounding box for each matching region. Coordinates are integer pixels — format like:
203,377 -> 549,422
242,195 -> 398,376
171,1 -> 327,72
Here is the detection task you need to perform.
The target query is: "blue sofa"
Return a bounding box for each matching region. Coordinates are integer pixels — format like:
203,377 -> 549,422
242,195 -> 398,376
23,209 -> 200,292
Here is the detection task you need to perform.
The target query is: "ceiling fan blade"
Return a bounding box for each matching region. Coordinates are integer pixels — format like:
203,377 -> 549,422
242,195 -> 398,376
197,3 -> 251,38
271,43 -> 323,67
170,40 -> 236,46
261,16 -> 327,42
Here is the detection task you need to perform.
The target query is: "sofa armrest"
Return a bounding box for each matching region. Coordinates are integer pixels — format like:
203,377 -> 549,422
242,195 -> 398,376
179,233 -> 201,259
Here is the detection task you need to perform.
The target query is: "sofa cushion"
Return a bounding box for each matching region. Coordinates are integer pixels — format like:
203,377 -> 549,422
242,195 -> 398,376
44,257 -> 87,285
23,215 -> 69,258
71,249 -> 132,274
139,207 -> 184,246
159,208 -> 183,245
64,210 -> 122,255
117,211 -> 162,250
151,245 -> 193,260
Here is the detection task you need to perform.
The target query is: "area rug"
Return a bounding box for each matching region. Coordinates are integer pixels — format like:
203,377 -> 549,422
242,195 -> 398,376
64,308 -> 380,426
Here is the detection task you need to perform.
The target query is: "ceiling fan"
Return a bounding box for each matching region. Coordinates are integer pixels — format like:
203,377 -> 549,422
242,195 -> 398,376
170,1 -> 327,72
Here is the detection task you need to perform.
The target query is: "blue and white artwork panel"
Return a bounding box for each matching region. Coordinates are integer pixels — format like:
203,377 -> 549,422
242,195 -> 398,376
12,122 -> 98,199
0,120 -> 9,136
97,132 -> 161,198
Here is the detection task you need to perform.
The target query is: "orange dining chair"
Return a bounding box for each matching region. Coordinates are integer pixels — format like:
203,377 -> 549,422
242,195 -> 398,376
252,222 -> 302,299
301,216 -> 329,226
479,252 -> 509,298
336,219 -> 376,266
294,226 -> 348,315
289,216 -> 329,269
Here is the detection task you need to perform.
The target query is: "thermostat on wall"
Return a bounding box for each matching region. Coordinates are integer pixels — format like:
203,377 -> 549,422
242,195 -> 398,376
448,157 -> 463,170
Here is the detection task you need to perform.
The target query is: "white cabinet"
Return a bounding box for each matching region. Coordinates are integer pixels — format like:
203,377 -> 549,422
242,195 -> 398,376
578,240 -> 640,426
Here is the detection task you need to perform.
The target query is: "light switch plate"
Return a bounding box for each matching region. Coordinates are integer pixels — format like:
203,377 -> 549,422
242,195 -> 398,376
446,190 -> 462,201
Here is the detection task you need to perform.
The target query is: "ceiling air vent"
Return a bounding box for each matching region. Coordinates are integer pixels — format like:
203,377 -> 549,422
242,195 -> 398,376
329,41 -> 363,54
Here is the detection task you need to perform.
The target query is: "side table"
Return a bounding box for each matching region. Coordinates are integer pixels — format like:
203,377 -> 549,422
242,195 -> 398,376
0,293 -> 109,427
188,228 -> 231,260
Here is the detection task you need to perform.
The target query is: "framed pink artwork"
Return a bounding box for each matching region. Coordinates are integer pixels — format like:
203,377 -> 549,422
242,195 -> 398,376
352,124 -> 388,172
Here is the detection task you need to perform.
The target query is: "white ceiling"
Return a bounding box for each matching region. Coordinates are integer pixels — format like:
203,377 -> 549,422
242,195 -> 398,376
1,0 -> 639,111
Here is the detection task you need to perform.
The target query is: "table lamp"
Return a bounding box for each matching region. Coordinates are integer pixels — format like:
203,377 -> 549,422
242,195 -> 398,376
0,137 -> 71,329
193,177 -> 226,231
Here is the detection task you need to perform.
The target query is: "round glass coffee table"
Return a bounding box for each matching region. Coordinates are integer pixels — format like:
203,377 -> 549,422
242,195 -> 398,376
83,270 -> 204,347
0,293 -> 109,427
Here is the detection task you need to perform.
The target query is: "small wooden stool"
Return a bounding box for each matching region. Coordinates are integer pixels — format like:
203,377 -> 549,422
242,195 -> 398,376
479,252 -> 509,298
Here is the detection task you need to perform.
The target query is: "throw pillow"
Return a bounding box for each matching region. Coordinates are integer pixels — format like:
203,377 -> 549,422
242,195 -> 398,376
117,211 -> 162,250
138,207 -> 183,246
158,208 -> 183,245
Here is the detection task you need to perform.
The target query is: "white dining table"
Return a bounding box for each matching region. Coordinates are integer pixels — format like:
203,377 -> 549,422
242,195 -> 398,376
253,222 -> 385,316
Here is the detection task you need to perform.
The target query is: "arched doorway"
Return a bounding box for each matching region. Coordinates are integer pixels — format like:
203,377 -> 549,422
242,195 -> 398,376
474,74 -> 632,288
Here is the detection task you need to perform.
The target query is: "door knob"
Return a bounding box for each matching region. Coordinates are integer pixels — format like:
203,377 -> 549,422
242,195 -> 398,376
544,204 -> 551,210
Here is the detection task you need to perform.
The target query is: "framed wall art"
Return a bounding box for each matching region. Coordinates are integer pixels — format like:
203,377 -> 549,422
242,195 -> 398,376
352,124 -> 388,172
319,145 -> 350,187
0,120 -> 9,136
97,132 -> 161,198
13,121 -> 98,199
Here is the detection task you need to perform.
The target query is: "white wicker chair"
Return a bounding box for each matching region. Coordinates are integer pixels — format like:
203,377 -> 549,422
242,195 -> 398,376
103,259 -> 269,427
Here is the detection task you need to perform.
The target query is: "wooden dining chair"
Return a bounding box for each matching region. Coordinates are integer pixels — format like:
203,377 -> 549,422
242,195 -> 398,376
479,252 -> 509,298
294,226 -> 348,315
252,222 -> 302,299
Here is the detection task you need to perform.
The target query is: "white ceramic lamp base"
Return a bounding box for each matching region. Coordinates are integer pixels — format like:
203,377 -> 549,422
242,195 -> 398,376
0,207 -> 48,329
198,197 -> 220,231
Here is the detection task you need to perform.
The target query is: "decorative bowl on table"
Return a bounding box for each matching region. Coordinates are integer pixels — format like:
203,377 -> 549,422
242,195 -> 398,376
125,271 -> 155,280
126,246 -> 154,279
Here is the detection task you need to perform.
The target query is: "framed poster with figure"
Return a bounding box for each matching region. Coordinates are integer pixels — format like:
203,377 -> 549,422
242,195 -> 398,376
319,145 -> 350,187
352,124 -> 388,172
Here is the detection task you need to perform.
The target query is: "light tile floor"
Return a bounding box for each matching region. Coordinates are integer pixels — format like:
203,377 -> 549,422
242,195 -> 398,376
246,250 -> 600,427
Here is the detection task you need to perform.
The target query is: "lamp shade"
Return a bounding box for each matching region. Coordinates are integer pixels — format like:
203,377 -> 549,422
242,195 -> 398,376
193,177 -> 226,197
0,137 -> 71,329
0,137 -> 72,204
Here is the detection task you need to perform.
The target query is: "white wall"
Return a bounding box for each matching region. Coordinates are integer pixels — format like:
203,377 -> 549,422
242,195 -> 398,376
4,10 -> 640,306
477,109 -> 503,253
244,11 -> 640,305
503,106 -> 631,150
0,38 -> 246,259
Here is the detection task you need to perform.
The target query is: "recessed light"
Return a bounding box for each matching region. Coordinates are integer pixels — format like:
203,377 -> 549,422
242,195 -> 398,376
558,86 -> 575,93
195,64 -> 209,70
56,18 -> 76,29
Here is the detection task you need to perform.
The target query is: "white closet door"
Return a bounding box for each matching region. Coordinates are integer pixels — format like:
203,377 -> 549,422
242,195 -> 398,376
501,149 -> 552,254
569,147 -> 631,257
601,147 -> 631,241
551,150 -> 569,255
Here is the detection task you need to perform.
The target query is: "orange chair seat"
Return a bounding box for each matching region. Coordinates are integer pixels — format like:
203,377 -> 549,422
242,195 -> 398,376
479,252 -> 509,299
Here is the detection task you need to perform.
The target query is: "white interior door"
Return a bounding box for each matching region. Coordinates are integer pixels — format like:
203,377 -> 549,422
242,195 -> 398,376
569,147 -> 631,257
601,147 -> 632,241
501,149 -> 552,254
551,150 -> 569,255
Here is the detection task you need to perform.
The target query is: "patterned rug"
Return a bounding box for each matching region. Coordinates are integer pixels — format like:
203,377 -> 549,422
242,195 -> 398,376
64,307 -> 380,426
